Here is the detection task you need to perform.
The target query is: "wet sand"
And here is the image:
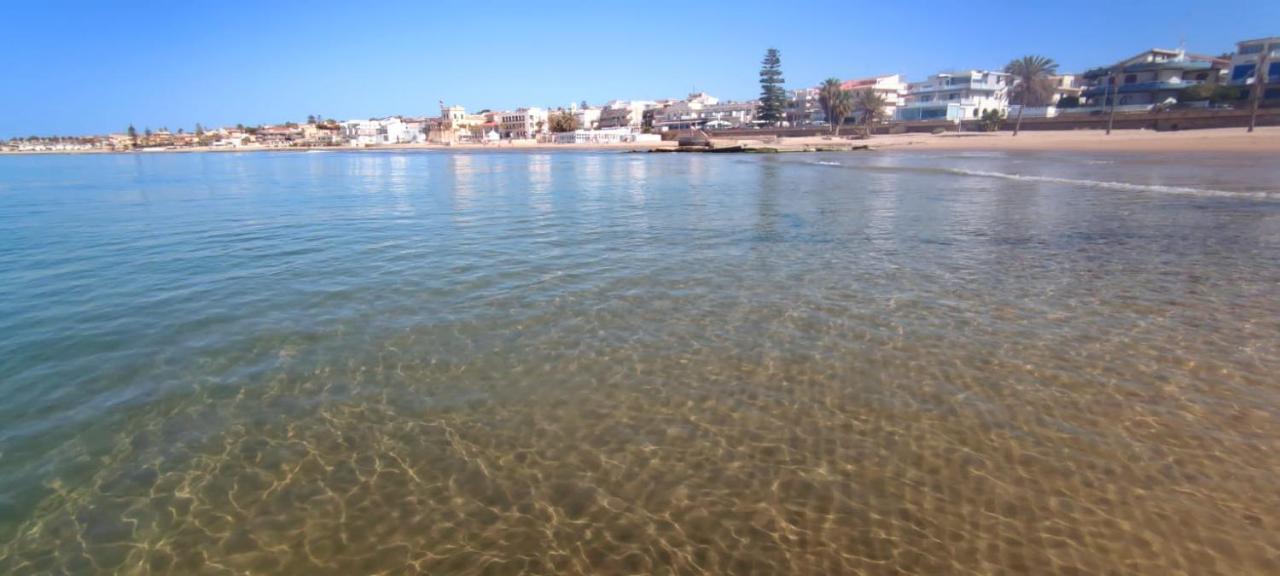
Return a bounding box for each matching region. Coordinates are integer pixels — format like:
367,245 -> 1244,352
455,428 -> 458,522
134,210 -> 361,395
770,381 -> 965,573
863,126 -> 1280,154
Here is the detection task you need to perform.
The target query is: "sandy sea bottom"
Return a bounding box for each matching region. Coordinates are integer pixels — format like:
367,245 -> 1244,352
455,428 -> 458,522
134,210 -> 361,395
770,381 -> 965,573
0,150 -> 1277,574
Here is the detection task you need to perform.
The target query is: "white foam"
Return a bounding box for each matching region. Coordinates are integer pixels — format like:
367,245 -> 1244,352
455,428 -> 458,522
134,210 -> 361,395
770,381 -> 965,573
943,168 -> 1274,199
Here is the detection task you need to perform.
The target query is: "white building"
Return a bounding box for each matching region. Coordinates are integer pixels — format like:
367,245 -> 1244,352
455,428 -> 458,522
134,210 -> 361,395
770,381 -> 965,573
379,117 -> 426,144
651,93 -> 756,131
1003,74 -> 1086,119
1048,74 -> 1084,105
787,87 -> 823,125
340,117 -> 425,146
500,107 -> 548,140
597,100 -> 655,130
343,120 -> 381,146
549,127 -> 662,144
571,106 -> 602,130
840,75 -> 908,122
786,75 -> 907,125
896,70 -> 1010,122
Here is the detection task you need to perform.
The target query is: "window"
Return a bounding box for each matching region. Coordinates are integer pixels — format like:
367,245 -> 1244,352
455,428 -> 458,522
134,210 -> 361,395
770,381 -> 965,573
1239,44 -> 1263,55
1269,62 -> 1280,82
1124,74 -> 1137,84
1233,64 -> 1257,82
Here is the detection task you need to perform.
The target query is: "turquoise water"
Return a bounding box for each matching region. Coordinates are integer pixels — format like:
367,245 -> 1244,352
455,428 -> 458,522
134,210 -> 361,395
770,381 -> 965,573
1,150 -> 1278,574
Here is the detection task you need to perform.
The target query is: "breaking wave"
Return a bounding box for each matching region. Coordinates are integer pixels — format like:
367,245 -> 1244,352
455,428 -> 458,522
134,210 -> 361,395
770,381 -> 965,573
803,160 -> 1274,199
942,168 -> 1274,199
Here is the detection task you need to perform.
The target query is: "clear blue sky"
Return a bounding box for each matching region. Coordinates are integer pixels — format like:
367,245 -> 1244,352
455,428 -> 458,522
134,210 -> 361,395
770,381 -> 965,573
2,0 -> 1276,137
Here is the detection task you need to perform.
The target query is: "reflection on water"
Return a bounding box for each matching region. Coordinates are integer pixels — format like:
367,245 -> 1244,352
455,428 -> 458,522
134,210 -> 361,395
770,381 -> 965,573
0,150 -> 1278,574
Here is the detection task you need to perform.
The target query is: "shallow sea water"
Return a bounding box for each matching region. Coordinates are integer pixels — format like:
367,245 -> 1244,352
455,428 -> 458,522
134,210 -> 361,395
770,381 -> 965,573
0,150 -> 1278,574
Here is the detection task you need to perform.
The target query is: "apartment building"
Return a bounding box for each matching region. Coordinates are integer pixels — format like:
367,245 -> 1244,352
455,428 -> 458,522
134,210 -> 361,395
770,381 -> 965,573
895,70 -> 1010,121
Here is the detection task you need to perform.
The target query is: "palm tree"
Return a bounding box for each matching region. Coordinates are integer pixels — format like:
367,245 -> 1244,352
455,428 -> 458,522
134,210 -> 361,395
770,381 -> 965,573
852,89 -> 887,129
818,78 -> 853,136
1004,55 -> 1059,136
980,109 -> 1005,132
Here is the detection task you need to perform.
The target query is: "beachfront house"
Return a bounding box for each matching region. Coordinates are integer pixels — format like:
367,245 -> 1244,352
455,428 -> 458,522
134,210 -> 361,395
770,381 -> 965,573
895,70 -> 1010,122
787,87 -> 823,125
1228,37 -> 1280,101
379,117 -> 426,144
429,105 -> 490,143
145,129 -> 175,147
108,134 -> 134,150
1004,74 -> 1087,119
785,75 -> 907,126
650,93 -> 757,131
597,101 -> 655,130
1049,74 -> 1084,105
256,125 -> 303,147
300,122 -> 342,146
570,105 -> 602,131
548,127 -> 662,144
841,75 -> 909,123
500,108 -> 548,140
343,120 -> 381,146
1080,48 -> 1227,109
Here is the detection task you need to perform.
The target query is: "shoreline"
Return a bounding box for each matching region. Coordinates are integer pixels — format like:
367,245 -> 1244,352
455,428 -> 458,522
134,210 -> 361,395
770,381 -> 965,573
4,126 -> 1279,156
866,126 -> 1280,154
0,140 -> 681,156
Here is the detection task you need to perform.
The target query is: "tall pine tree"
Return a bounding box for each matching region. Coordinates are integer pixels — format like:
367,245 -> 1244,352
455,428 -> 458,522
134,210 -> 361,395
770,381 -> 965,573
757,48 -> 786,125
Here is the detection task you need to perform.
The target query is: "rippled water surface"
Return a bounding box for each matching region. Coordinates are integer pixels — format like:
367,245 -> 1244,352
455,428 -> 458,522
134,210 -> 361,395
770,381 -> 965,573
1,150 -> 1278,574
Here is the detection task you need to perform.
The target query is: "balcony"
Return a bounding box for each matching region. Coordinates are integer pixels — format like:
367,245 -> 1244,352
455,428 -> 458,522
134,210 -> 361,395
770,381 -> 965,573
1084,60 -> 1218,78
1081,80 -> 1206,98
909,82 -> 1005,95
901,97 -> 994,108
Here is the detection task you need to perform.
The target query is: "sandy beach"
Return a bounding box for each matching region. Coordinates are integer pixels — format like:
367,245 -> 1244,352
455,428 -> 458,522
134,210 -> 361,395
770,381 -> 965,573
6,126 -> 1279,155
864,126 -> 1280,153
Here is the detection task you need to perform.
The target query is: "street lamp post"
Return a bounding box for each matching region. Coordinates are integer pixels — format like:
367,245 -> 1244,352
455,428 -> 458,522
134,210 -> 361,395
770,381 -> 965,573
1106,69 -> 1120,135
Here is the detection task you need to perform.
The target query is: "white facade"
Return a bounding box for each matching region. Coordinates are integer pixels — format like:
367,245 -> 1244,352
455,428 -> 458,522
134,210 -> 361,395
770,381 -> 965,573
340,118 -> 423,145
1048,74 -> 1083,105
652,93 -> 756,131
548,128 -> 661,144
500,107 -> 548,139
788,87 -> 824,125
841,74 -> 908,122
597,100 -> 655,129
896,70 -> 1010,122
572,107 -> 601,130
379,117 -> 425,144
343,120 -> 381,146
788,75 -> 907,125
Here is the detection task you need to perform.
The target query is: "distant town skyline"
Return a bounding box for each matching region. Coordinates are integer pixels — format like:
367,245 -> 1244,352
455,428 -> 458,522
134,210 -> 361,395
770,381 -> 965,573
3,0 -> 1278,138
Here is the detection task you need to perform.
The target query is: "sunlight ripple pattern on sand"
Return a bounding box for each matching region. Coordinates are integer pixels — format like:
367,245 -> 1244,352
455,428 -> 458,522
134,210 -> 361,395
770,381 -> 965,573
0,150 -> 1278,575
